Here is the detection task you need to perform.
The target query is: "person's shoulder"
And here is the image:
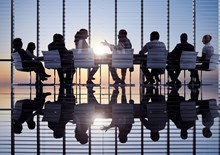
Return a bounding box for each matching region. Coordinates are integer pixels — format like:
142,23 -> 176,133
184,42 -> 194,47
48,42 -> 55,49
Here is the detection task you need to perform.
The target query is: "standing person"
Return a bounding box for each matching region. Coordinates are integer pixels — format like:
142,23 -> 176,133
166,33 -> 195,85
139,31 -> 166,84
76,29 -> 99,84
102,29 -> 132,84
48,34 -> 74,84
12,38 -> 50,83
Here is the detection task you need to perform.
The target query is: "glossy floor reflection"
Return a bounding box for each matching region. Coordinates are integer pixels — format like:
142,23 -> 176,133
0,83 -> 219,155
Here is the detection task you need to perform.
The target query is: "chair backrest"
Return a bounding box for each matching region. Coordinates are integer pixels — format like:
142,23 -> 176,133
208,99 -> 219,118
146,48 -> 168,69
180,101 -> 198,121
180,51 -> 198,69
112,49 -> 134,68
112,104 -> 134,124
11,52 -> 24,71
207,54 -> 219,70
42,50 -> 62,69
42,101 -> 62,123
72,48 -> 95,68
73,104 -> 95,124
146,102 -> 167,120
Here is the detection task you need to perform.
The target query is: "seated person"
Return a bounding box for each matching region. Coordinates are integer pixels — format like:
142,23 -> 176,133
74,29 -> 99,84
140,87 -> 167,141
13,87 -> 50,134
139,31 -> 166,84
26,42 -> 38,60
12,38 -> 50,83
166,33 -> 198,85
197,34 -> 214,69
102,29 -> 132,84
48,34 -> 75,84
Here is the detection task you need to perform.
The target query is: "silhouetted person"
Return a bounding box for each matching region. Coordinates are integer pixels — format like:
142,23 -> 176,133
140,86 -> 167,141
48,34 -> 75,84
197,34 -> 214,70
166,33 -> 196,86
13,86 -> 50,134
74,31 -> 82,49
139,31 -> 166,84
45,85 -> 75,139
26,42 -> 38,60
101,86 -> 134,143
167,86 -> 196,140
74,99 -> 96,144
102,29 -> 132,84
197,99 -> 219,138
75,29 -> 99,84
12,38 -> 51,83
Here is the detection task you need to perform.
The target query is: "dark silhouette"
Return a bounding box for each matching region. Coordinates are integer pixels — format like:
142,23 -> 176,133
45,85 -> 75,139
12,38 -> 51,83
74,29 -> 99,84
197,34 -> 214,69
73,86 -> 98,144
139,86 -> 167,141
167,86 -> 197,140
101,86 -> 134,143
74,103 -> 95,144
166,33 -> 198,86
13,86 -> 50,134
139,31 -> 166,84
102,29 -> 132,84
48,34 -> 75,84
197,99 -> 219,138
26,42 -> 38,60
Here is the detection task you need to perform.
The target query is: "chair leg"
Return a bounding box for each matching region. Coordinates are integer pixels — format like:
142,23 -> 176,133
29,72 -> 32,84
200,70 -> 202,85
183,70 -> 186,84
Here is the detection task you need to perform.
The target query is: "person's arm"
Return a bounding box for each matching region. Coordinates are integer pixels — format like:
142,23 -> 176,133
101,122 -> 116,132
139,43 -> 149,55
101,40 -> 117,51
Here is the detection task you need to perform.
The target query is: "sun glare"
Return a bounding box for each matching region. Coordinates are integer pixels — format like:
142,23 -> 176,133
94,44 -> 109,55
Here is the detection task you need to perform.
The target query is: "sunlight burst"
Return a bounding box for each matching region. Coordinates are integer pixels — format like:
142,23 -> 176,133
93,44 -> 109,55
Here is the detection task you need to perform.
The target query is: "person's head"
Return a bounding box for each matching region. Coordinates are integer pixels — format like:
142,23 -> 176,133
74,31 -> 82,44
118,132 -> 128,143
118,29 -> 127,39
180,33 -> 188,43
53,129 -> 65,139
180,129 -> 188,140
150,131 -> 160,141
53,33 -> 64,43
75,126 -> 89,144
75,132 -> 88,144
202,127 -> 212,138
150,31 -> 160,41
26,42 -> 36,51
27,120 -> 36,130
202,34 -> 212,44
79,29 -> 88,39
13,38 -> 23,50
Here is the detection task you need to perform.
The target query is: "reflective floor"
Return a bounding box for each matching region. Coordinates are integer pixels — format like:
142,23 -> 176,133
0,80 -> 219,155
